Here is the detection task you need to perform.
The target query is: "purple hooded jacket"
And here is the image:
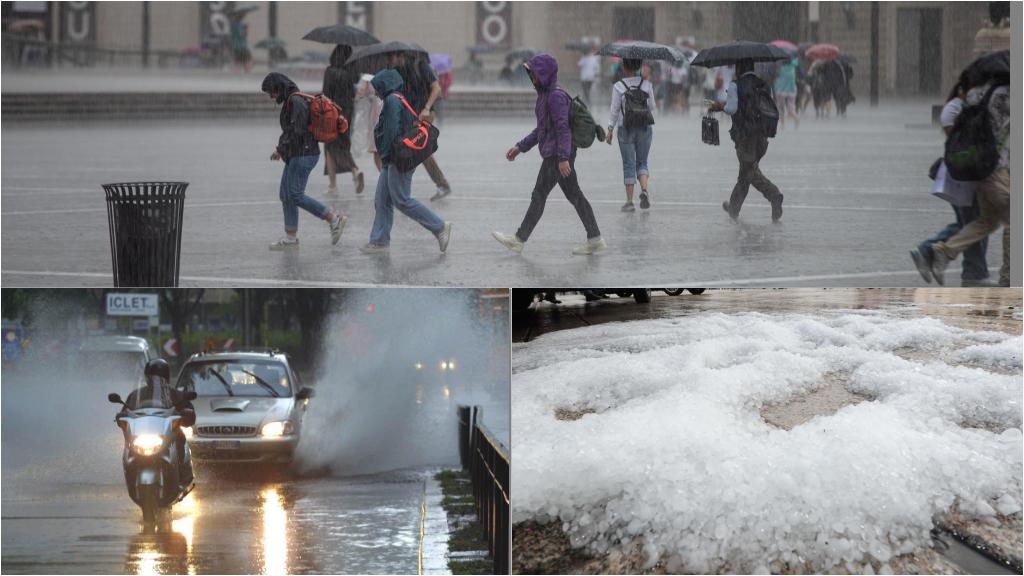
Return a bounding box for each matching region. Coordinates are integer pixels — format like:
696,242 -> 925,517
516,53 -> 572,161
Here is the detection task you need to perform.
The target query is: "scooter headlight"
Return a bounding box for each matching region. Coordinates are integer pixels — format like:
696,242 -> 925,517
181,426 -> 194,440
133,434 -> 164,456
261,421 -> 294,438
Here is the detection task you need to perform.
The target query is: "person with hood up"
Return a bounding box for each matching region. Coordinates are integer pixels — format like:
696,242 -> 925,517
359,69 -> 452,255
491,53 -> 606,256
261,72 -> 347,250
322,45 -> 365,196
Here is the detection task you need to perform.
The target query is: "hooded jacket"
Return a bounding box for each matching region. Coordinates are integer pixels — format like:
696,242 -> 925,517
516,53 -> 572,161
371,69 -> 413,167
262,72 -> 319,161
323,45 -> 358,119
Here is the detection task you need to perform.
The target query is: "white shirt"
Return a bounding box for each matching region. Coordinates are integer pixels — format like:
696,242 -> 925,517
608,76 -> 656,129
578,54 -> 600,82
939,98 -> 963,129
669,64 -> 688,85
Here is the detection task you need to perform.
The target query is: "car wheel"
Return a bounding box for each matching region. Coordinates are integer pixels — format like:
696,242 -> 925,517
633,289 -> 652,304
663,289 -> 685,296
686,289 -> 706,295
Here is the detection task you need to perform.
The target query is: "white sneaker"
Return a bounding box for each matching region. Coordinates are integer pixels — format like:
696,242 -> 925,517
269,236 -> 299,251
572,236 -> 607,255
359,243 -> 389,255
436,222 -> 452,253
329,214 -> 347,246
492,231 -> 524,253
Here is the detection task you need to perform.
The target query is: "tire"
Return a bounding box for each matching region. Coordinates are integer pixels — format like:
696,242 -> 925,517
512,291 -> 536,312
663,289 -> 685,296
633,289 -> 652,304
686,289 -> 706,295
140,485 -> 158,524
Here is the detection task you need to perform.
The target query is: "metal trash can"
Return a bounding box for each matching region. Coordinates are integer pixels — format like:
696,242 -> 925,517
103,182 -> 187,287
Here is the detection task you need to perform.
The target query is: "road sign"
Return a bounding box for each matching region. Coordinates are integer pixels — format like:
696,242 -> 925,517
107,293 -> 159,317
222,338 -> 235,351
162,337 -> 178,357
2,327 -> 23,361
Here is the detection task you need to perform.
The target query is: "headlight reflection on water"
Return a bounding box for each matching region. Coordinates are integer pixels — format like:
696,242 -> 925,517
260,487 -> 289,576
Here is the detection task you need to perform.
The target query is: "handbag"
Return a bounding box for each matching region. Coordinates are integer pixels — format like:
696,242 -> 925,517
391,93 -> 439,173
702,111 -> 720,146
931,160 -> 976,207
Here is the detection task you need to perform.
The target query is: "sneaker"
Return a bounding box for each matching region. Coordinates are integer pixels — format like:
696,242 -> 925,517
354,172 -> 365,194
722,201 -> 737,220
325,186 -> 338,197
436,222 -> 452,253
572,236 -> 607,255
492,231 -> 524,253
639,190 -> 650,210
909,248 -> 932,284
430,185 -> 452,202
930,248 -> 951,286
269,236 -> 299,251
329,214 -> 347,246
771,194 -> 784,222
621,202 -> 635,213
359,243 -> 389,255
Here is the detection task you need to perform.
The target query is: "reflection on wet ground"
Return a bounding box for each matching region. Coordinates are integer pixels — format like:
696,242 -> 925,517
514,288 -> 1022,342
1,467 -> 440,575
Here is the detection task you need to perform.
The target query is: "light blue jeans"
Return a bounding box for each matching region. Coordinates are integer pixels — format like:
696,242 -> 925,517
617,125 -> 653,186
279,154 -> 328,232
369,163 -> 445,246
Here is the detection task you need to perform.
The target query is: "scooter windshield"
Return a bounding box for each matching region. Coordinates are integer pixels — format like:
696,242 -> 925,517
125,378 -> 175,410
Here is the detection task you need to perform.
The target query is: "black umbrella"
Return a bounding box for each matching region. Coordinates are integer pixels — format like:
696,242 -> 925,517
691,41 -> 791,68
963,50 -> 1009,89
344,41 -> 427,74
597,40 -> 687,63
302,24 -> 380,46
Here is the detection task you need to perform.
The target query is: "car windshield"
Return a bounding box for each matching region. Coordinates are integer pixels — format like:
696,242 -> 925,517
177,359 -> 291,398
125,378 -> 175,410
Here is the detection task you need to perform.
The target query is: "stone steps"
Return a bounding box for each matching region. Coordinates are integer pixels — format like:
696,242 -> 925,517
1,90 -> 536,121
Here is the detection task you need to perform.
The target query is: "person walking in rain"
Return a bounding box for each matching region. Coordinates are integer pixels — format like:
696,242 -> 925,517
577,46 -> 600,106
492,53 -> 606,256
261,73 -> 346,250
708,59 -> 784,222
322,45 -> 365,196
774,56 -> 799,130
606,58 -> 656,212
359,69 -> 452,255
388,50 -> 452,201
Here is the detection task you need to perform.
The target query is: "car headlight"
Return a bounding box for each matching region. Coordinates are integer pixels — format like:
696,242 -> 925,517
181,426 -> 193,440
261,421 -> 294,438
133,434 -> 164,456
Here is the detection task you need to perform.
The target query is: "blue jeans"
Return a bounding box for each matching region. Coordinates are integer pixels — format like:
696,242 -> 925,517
369,163 -> 445,246
617,125 -> 652,185
919,203 -> 989,280
279,154 -> 328,231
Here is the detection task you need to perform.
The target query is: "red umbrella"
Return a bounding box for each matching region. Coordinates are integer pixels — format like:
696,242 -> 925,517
806,43 -> 841,61
770,40 -> 798,54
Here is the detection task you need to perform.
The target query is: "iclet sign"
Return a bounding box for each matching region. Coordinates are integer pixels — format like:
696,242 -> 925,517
106,293 -> 159,317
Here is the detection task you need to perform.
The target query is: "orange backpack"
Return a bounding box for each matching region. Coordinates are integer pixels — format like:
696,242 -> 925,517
294,92 -> 349,143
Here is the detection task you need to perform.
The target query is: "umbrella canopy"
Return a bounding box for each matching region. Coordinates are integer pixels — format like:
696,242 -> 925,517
254,37 -> 286,50
690,41 -> 791,68
344,41 -> 427,74
805,43 -> 841,61
430,53 -> 453,74
302,24 -> 380,46
962,50 -> 1009,89
597,39 -> 687,63
770,40 -> 799,54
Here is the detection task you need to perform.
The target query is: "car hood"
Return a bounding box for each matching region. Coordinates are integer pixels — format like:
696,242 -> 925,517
193,396 -> 295,427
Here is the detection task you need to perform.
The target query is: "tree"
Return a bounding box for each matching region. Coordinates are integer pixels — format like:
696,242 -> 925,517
159,289 -> 205,360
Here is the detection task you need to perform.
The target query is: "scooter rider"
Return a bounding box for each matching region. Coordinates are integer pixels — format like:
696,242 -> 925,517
123,359 -> 195,489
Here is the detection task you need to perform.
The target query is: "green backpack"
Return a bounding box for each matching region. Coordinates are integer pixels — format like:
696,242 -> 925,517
547,88 -> 606,149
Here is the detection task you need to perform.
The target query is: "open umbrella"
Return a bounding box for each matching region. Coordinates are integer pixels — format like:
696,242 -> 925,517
690,41 -> 791,68
597,39 -> 687,63
254,37 -> 286,50
770,40 -> 799,54
962,50 -> 1009,89
303,24 -> 380,46
345,41 -> 427,74
430,53 -> 452,74
805,43 -> 841,61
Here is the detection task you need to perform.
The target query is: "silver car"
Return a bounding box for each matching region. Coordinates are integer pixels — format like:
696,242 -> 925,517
174,351 -> 314,464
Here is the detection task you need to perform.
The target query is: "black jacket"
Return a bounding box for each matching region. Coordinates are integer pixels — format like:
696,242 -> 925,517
263,72 -> 319,161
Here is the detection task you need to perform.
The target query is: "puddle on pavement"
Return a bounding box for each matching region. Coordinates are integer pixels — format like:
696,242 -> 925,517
554,406 -> 597,421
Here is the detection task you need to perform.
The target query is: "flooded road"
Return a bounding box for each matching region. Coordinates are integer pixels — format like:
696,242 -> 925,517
2,467 -> 446,574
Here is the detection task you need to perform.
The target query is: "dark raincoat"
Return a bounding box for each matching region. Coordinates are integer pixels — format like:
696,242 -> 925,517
516,53 -> 573,161
322,46 -> 359,174
262,72 -> 319,161
371,69 -> 412,167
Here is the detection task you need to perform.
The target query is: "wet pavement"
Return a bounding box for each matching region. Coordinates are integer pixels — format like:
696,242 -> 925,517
1,466 -> 449,575
2,102 -> 1003,288
513,288 -> 1022,341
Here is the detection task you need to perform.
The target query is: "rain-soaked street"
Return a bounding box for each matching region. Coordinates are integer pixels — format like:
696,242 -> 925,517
1,102 -> 997,288
2,468 -> 445,575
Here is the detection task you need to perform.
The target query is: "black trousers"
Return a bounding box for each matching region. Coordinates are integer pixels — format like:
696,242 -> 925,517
516,152 -> 601,241
726,136 -> 782,216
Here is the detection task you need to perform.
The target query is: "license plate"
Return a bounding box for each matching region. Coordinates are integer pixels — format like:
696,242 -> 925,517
212,441 -> 241,450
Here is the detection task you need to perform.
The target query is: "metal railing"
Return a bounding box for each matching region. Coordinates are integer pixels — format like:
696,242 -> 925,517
458,405 -> 510,575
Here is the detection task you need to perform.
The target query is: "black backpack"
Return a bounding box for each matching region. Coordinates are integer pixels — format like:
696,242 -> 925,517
737,75 -> 779,138
390,93 -> 440,173
620,80 -> 654,128
944,83 -> 1003,182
